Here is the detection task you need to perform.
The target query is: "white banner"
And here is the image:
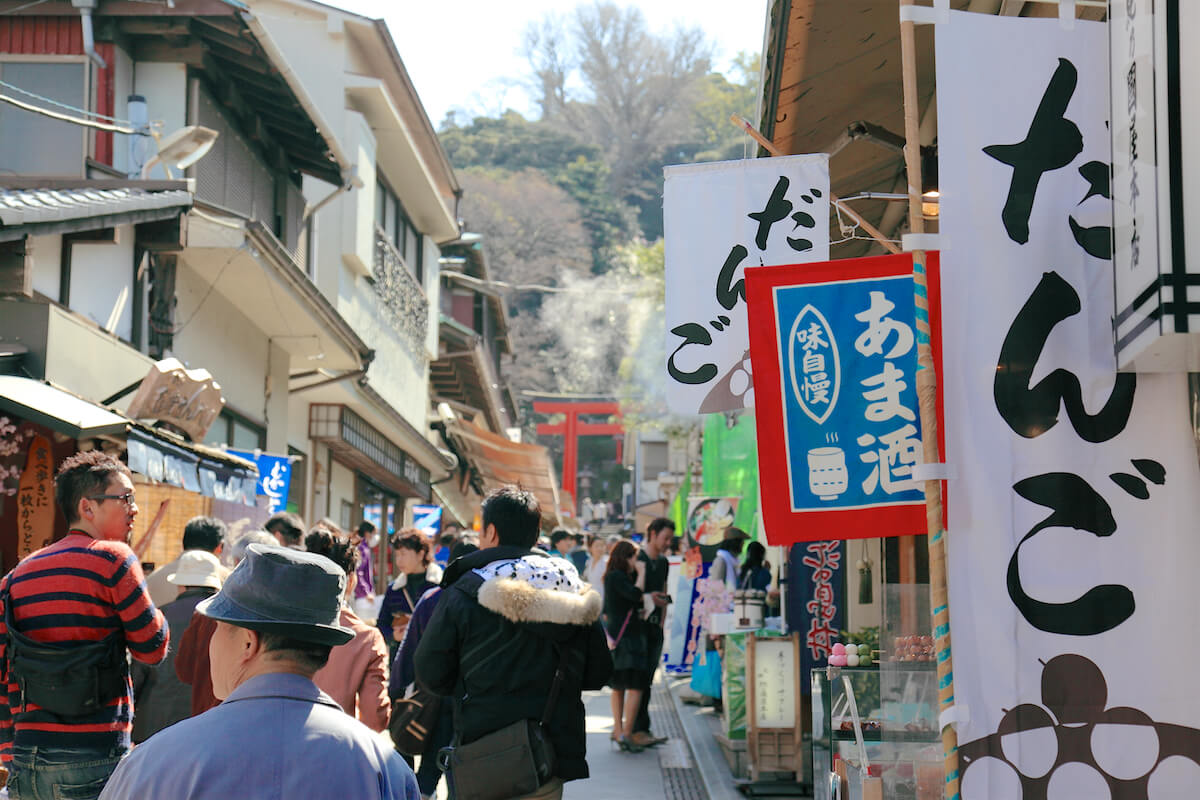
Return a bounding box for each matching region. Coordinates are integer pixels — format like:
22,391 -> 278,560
663,155 -> 829,414
938,12 -> 1200,798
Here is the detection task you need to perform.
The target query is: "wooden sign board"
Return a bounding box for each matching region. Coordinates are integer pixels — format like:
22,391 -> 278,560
746,632 -> 804,780
16,434 -> 54,559
125,358 -> 224,442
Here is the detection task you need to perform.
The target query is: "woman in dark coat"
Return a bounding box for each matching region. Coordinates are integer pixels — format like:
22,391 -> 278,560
603,540 -> 647,753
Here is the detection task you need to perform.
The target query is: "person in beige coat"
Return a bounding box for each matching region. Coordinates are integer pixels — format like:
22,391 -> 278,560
306,527 -> 391,732
144,516 -> 230,609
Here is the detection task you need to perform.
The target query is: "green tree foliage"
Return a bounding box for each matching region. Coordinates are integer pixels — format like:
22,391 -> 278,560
689,52 -> 762,163
441,112 -> 634,271
439,3 -> 760,463
525,2 -> 713,240
456,167 -> 590,304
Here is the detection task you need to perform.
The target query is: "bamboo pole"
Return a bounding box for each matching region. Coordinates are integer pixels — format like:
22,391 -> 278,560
898,2 -> 960,799
730,114 -> 902,255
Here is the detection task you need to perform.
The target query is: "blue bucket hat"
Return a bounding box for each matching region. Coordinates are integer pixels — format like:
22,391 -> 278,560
196,543 -> 354,646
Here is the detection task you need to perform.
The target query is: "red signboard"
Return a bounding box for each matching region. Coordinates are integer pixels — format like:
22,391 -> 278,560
745,252 -> 945,545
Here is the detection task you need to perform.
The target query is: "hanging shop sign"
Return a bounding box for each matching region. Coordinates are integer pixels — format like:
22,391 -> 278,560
786,540 -> 845,696
1109,0 -> 1200,370
665,559 -> 710,674
15,433 -> 54,559
685,496 -> 739,546
745,253 -> 943,544
937,12 -> 1200,798
663,155 -> 830,414
125,358 -> 225,442
412,504 -> 442,538
227,449 -> 292,514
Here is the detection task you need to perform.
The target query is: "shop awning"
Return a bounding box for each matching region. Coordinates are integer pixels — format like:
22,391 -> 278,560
126,427 -> 257,506
432,478 -> 479,530
0,376 -> 257,503
0,375 -> 128,438
441,418 -> 562,527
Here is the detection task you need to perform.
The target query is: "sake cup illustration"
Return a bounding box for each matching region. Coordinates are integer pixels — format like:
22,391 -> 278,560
807,447 -> 848,500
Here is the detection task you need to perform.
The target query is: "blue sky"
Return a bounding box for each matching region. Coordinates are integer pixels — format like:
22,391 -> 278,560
333,0 -> 770,127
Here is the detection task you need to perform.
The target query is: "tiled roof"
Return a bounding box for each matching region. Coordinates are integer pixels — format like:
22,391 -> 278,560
0,187 -> 192,227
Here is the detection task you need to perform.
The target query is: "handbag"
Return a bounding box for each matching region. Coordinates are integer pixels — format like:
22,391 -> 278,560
690,648 -> 723,699
438,646 -> 571,800
388,685 -> 442,756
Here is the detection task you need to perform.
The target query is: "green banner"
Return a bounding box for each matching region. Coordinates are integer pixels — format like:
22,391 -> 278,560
701,412 -> 759,539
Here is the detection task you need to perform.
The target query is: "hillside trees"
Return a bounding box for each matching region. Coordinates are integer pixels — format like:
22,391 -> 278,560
524,3 -> 713,238
442,2 -> 760,412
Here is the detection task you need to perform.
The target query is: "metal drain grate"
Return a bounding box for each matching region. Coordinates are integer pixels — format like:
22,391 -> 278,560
651,677 -> 708,800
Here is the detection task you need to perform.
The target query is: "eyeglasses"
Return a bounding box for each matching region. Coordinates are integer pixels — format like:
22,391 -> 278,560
87,492 -> 136,508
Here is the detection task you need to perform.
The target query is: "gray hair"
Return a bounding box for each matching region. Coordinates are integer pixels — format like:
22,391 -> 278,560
229,530 -> 278,565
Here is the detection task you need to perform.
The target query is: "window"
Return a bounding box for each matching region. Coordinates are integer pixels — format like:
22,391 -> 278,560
375,174 -> 424,283
203,410 -> 266,450
0,61 -> 88,177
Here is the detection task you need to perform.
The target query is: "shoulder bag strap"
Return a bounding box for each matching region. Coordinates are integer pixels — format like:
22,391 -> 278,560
539,643 -> 573,728
611,609 -> 632,648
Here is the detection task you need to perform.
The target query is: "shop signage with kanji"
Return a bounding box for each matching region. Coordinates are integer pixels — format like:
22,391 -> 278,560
228,449 -> 293,514
16,433 -> 53,559
786,539 -> 844,695
937,12 -> 1200,797
745,253 -> 943,544
663,155 -> 830,414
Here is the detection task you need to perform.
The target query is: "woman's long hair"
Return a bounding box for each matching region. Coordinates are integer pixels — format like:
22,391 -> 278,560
739,540 -> 766,587
604,540 -> 637,578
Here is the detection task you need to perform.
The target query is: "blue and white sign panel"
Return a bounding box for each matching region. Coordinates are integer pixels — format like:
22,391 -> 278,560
747,254 -> 943,543
227,449 -> 292,514
412,504 -> 442,538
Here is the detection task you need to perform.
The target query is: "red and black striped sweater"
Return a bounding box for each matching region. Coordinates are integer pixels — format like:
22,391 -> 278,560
0,533 -> 169,760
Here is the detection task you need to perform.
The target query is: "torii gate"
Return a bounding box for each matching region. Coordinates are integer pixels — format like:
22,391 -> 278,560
534,400 -> 623,511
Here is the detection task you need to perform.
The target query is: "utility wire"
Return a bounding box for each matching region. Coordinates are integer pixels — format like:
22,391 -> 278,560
444,269 -> 633,296
0,0 -> 52,15
0,78 -> 131,123
0,92 -> 141,134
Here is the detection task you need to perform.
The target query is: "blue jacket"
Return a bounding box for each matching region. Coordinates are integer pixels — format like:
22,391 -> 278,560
99,672 -> 418,800
390,586 -> 442,698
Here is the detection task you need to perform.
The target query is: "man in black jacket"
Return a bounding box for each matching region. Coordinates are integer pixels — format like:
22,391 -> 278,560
415,486 -> 612,799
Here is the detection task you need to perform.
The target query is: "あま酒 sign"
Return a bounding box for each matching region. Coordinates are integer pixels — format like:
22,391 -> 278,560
745,253 -> 943,544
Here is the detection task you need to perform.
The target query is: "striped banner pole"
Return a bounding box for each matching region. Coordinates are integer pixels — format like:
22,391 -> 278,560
899,2 -> 960,799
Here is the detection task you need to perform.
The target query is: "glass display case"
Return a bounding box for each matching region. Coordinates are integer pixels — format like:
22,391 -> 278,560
811,665 -> 942,800
809,584 -> 943,800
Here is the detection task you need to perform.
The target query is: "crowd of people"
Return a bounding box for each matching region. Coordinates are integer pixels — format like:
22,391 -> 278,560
0,450 -> 776,800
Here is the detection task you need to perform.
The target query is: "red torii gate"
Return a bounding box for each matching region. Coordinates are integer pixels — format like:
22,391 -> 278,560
534,400 -> 623,511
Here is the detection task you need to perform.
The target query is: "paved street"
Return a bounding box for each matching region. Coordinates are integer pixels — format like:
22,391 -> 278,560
413,679 -> 700,800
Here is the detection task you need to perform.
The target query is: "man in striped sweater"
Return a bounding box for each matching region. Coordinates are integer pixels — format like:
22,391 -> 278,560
0,451 -> 169,800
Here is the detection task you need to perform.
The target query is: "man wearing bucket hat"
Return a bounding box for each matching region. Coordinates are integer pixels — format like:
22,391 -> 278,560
100,544 -> 419,800
131,550 -> 225,743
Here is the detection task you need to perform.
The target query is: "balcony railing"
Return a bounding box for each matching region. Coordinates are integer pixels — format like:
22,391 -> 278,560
373,225 -> 429,354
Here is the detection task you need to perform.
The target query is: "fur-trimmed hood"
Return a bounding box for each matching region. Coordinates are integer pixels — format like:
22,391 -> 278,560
473,554 -> 602,627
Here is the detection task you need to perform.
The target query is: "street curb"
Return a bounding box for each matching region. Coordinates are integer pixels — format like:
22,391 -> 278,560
663,673 -> 745,800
